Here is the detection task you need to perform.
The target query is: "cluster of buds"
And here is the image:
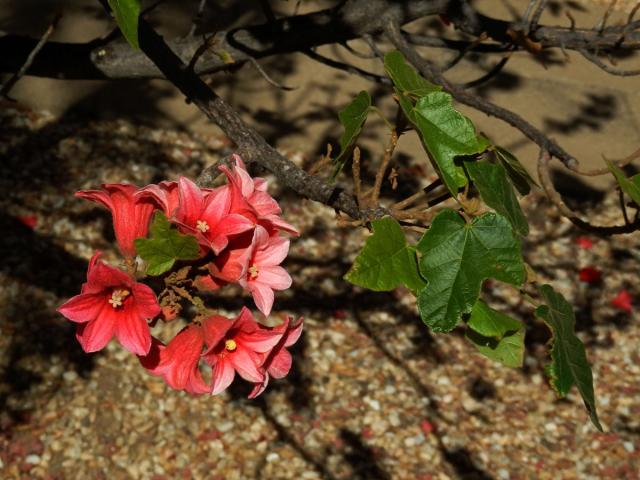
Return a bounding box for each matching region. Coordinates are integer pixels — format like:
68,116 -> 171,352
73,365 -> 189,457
58,155 -> 303,397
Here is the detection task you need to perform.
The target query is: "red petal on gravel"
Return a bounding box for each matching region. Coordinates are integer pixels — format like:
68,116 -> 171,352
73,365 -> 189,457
579,267 -> 602,284
420,419 -> 434,436
611,290 -> 633,312
17,215 -> 38,229
576,237 -> 593,249
361,426 -> 374,439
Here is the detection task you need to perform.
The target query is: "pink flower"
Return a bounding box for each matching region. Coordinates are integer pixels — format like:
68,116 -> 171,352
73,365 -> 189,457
137,181 -> 180,218
76,184 -> 155,258
174,176 -> 254,254
139,324 -> 210,394
202,308 -> 283,395
249,316 -> 303,398
221,155 -> 299,236
57,252 -> 161,355
239,226 -> 292,316
611,289 -> 633,312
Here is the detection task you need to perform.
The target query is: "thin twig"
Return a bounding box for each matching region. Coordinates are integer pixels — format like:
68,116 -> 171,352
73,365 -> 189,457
441,33 -> 489,72
520,0 -> 539,33
370,130 -> 398,206
340,40 -> 377,59
530,0 -> 548,32
596,0 -> 618,32
0,12 -> 60,98
248,57 -> 297,90
619,188 -> 631,224
579,48 -> 640,75
565,10 -> 576,31
569,147 -> 640,176
189,0 -> 208,36
537,149 -> 640,234
303,48 -> 390,85
458,52 -> 512,88
352,146 -> 364,207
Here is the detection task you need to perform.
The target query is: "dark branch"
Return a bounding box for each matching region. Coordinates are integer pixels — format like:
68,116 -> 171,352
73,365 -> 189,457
1,0 -> 638,80
127,9 -> 388,221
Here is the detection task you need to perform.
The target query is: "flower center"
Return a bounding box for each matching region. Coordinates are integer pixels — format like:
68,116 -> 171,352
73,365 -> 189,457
248,264 -> 259,279
108,289 -> 130,308
225,339 -> 237,352
196,220 -> 210,233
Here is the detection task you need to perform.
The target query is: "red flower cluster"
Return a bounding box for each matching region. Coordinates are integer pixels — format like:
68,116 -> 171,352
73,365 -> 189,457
58,155 -> 302,397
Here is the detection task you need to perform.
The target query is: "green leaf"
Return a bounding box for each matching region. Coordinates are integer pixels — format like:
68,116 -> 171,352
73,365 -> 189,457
415,209 -> 525,332
494,146 -> 538,196
465,160 -> 529,236
465,300 -> 524,368
412,93 -> 490,196
108,0 -> 141,49
467,299 -> 522,337
384,51 -> 488,196
134,212 -> 200,276
606,159 -> 640,205
344,217 -> 426,293
333,91 -> 371,178
383,51 -> 441,97
466,328 -> 525,368
535,284 -> 602,431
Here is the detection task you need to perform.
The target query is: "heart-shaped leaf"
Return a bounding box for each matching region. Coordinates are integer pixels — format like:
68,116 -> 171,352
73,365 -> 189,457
345,217 -> 426,293
416,209 -> 525,332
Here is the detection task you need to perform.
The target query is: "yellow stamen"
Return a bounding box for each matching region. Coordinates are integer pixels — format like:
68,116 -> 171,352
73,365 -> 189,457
196,220 -> 210,233
108,289 -> 130,308
248,265 -> 259,279
225,339 -> 237,352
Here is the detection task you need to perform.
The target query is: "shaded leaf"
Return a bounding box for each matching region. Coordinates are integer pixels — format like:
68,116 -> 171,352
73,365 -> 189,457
467,299 -> 522,338
108,0 -> 141,49
416,209 -> 525,332
345,217 -> 426,293
465,160 -> 529,236
466,299 -> 524,368
134,212 -> 200,276
535,284 -> 602,431
494,146 -> 538,196
383,51 -> 441,97
333,91 -> 371,178
412,93 -> 490,195
606,159 -> 640,205
466,328 -> 525,368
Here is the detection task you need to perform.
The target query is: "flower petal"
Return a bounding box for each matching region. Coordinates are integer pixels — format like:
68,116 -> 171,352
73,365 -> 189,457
268,349 -> 292,379
231,348 -> 265,383
254,237 -> 290,267
75,312 -> 117,353
235,328 -> 283,353
114,305 -> 152,355
211,358 -> 235,395
248,374 -> 269,399
131,283 -> 161,319
175,176 -> 204,227
246,282 -> 275,317
202,315 -> 235,353
257,266 -> 292,291
57,293 -> 106,324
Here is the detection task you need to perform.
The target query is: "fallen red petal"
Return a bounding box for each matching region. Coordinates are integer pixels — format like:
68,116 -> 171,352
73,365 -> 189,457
575,236 -> 593,249
611,289 -> 632,312
579,267 -> 602,284
17,215 -> 38,229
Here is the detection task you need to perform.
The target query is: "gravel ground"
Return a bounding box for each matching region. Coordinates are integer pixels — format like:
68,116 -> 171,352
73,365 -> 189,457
0,103 -> 639,479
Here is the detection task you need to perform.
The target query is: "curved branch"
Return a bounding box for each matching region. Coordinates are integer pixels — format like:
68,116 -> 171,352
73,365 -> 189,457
0,0 -> 449,80
537,150 -> 640,235
1,0 -> 638,80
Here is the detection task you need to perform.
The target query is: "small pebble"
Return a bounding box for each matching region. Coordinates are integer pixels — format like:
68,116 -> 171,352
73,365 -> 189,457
266,452 -> 280,462
25,455 -> 41,465
623,442 -> 635,453
63,371 -> 78,382
217,421 -> 234,433
498,468 -> 510,479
